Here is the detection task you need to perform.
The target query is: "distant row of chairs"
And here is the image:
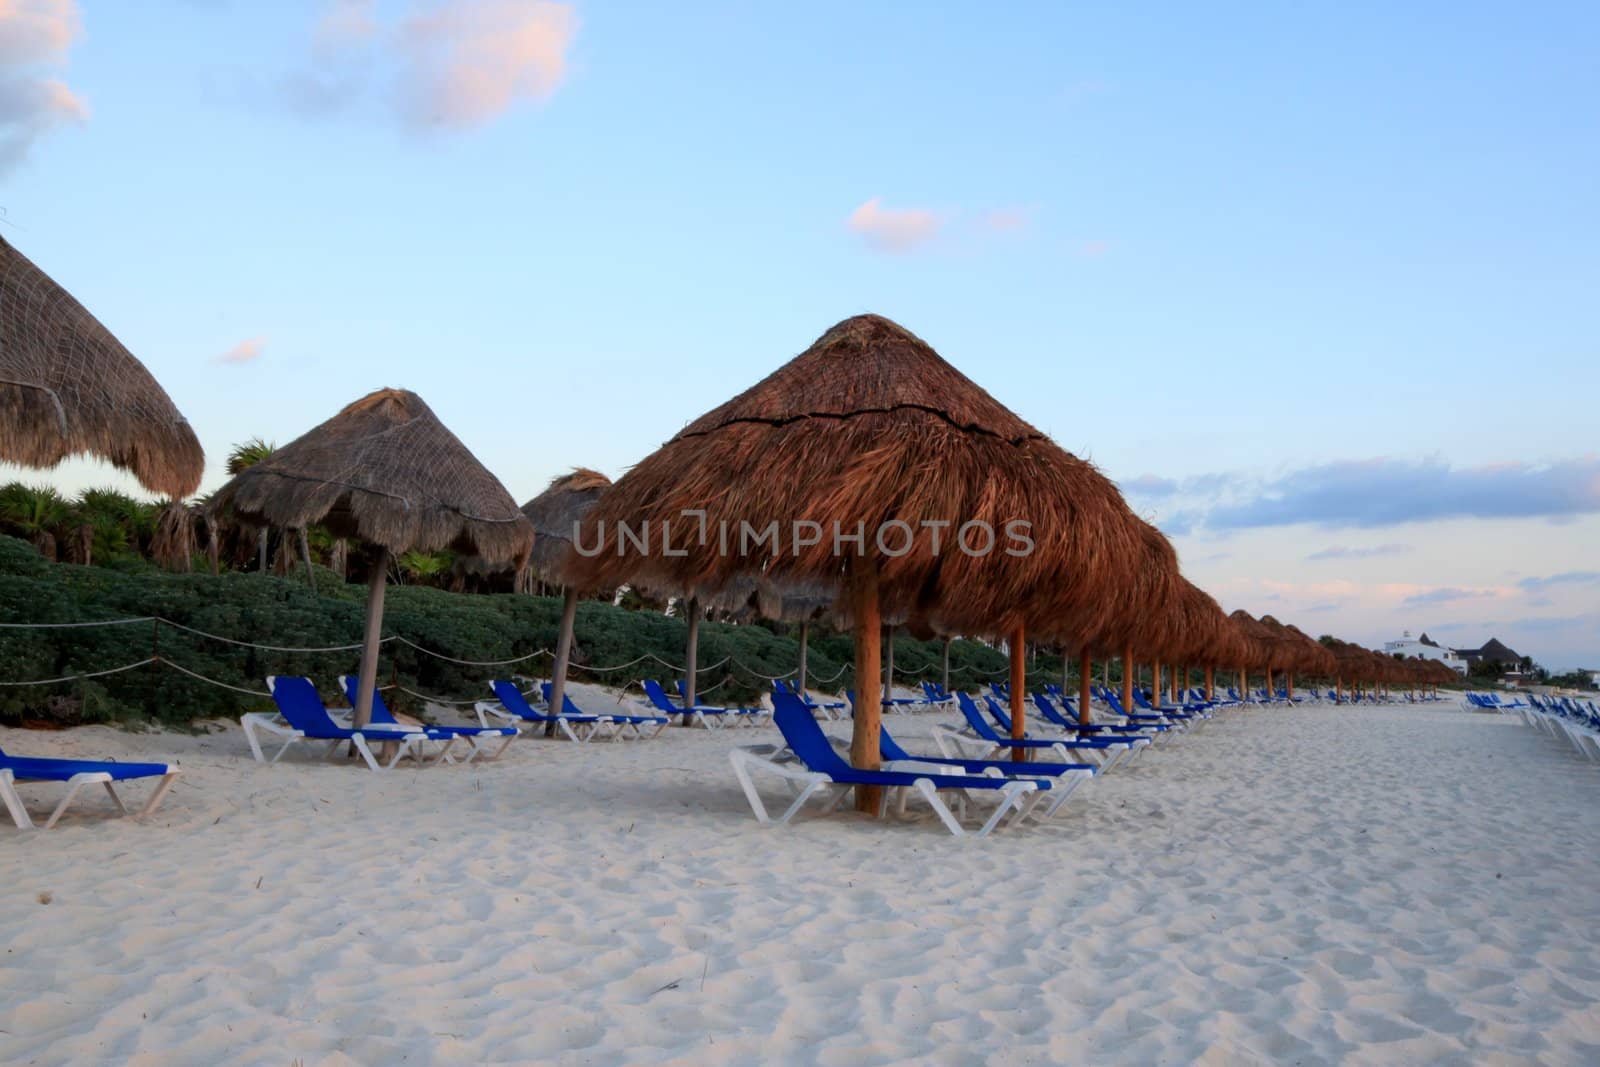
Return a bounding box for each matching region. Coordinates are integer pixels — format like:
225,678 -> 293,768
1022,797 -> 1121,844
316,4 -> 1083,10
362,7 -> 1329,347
1475,690 -> 1600,763
731,678 -> 1228,837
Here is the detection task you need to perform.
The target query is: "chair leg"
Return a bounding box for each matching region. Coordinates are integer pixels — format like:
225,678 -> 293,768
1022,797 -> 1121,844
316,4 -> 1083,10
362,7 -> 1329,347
137,772 -> 180,818
914,780 -> 967,837
101,780 -> 130,815
0,770 -> 35,830
43,776 -> 97,830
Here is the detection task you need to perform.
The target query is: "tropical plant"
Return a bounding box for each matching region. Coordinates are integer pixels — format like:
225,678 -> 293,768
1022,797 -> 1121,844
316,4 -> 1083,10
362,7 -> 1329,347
225,437 -> 277,572
0,482 -> 68,559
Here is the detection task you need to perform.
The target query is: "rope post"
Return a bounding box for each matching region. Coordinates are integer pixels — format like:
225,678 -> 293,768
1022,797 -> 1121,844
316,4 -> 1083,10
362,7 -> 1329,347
548,586 -> 580,737
352,548 -> 389,730
882,623 -> 894,701
682,596 -> 701,718
1009,625 -> 1027,762
797,620 -> 809,696
1121,647 -> 1134,716
1079,650 -> 1093,726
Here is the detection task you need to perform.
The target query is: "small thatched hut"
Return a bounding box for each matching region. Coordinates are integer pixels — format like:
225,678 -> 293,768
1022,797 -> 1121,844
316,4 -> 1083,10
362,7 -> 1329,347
522,468 -> 612,723
568,314 -> 1148,806
0,235 -> 204,498
209,388 -> 532,726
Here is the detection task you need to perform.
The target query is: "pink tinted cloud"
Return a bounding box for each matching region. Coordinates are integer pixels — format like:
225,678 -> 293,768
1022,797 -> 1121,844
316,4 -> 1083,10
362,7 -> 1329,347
980,207 -> 1031,234
847,197 -> 944,253
0,0 -> 85,171
213,337 -> 267,366
396,0 -> 578,131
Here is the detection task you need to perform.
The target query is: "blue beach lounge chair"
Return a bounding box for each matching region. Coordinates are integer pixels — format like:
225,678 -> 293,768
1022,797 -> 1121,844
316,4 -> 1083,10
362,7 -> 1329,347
729,693 -> 1077,836
244,676 -> 449,771
0,745 -> 180,830
477,681 -> 623,742
338,675 -> 518,761
541,683 -> 669,738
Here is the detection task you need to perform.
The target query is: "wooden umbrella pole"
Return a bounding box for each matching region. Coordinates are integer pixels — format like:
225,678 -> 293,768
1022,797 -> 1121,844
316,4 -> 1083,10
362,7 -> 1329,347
1204,665 -> 1214,702
352,547 -> 389,729
1336,675 -> 1343,703
1172,664 -> 1182,704
1061,647 -> 1070,699
1287,671 -> 1295,701
1121,647 -> 1134,715
797,621 -> 809,695
683,596 -> 701,714
547,585 -> 580,737
850,561 -> 884,814
1152,659 -> 1162,709
940,635 -> 951,695
1265,665 -> 1274,700
1009,625 -> 1027,762
1078,650 -> 1093,726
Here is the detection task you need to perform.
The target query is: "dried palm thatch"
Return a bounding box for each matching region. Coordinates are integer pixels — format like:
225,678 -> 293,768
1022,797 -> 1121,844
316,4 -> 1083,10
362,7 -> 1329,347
523,467 -> 612,587
0,236 -> 204,498
1282,622 -> 1336,676
209,388 -> 530,728
150,500 -> 198,573
568,314 -> 1149,792
208,388 -> 531,565
567,314 -> 1145,640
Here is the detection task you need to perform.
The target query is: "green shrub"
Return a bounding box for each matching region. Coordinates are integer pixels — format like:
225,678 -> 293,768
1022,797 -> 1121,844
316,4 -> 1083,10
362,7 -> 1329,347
0,535 -> 1024,727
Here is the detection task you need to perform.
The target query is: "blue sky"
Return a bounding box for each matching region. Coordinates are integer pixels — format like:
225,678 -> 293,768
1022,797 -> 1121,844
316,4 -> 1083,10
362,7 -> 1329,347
3,1 -> 1597,668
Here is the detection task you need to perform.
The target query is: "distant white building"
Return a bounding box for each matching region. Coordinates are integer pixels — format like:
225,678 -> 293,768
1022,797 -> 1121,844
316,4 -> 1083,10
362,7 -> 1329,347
1383,631 -> 1468,675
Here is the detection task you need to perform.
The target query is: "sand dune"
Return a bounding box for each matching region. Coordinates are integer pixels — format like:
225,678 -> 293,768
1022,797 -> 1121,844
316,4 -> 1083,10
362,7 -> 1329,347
3,700 -> 1599,1065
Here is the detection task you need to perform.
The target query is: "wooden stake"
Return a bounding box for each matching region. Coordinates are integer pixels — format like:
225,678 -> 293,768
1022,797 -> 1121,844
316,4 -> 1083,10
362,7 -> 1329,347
882,622 -> 893,701
1078,650 -> 1093,726
682,596 -> 700,712
1009,625 -> 1027,761
797,621 -> 809,695
1121,647 -> 1134,715
352,547 -> 389,729
547,585 -> 579,737
850,562 -> 883,813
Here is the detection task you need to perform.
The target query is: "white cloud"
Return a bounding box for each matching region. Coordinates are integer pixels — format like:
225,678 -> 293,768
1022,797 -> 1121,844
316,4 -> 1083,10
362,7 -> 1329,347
212,336 -> 267,366
0,0 -> 85,171
847,197 -> 944,254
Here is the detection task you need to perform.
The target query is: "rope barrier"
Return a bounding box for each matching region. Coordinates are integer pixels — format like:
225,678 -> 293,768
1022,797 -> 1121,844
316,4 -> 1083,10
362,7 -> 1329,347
157,618 -> 384,653
0,617 -> 154,630
0,658 -> 156,686
159,658 -> 272,696
388,636 -> 551,667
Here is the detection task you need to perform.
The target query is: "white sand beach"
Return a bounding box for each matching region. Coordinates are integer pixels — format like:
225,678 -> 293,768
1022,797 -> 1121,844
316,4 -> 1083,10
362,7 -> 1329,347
4,698 -> 1600,1066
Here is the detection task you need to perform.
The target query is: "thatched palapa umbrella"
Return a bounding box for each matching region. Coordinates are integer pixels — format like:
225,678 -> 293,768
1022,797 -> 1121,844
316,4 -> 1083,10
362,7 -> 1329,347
209,388 -> 532,727
568,314 -> 1147,809
522,468 -> 611,724
0,236 -> 203,497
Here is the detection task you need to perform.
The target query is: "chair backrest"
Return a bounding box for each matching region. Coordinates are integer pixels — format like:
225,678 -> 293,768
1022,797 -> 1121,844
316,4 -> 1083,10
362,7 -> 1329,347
540,682 -> 583,716
491,680 -> 542,719
984,695 -> 1017,734
771,690 -> 850,774
268,676 -> 340,733
339,675 -> 400,725
878,725 -> 915,762
955,691 -> 1003,741
1033,693 -> 1070,728
641,679 -> 683,713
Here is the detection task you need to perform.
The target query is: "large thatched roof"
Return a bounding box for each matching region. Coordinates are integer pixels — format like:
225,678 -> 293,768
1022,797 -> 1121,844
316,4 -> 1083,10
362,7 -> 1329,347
567,314 -> 1146,638
0,236 -> 204,498
209,388 -> 531,565
522,467 -> 611,586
